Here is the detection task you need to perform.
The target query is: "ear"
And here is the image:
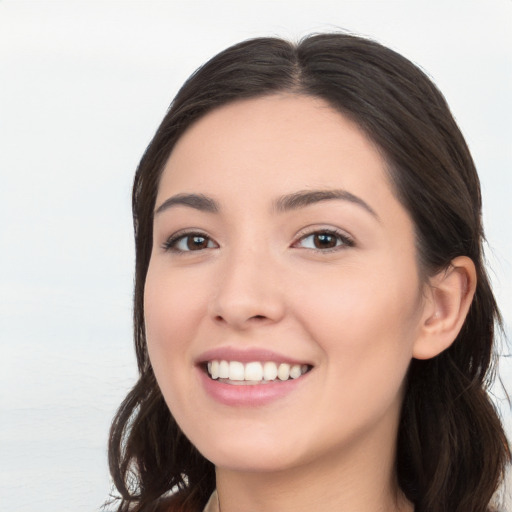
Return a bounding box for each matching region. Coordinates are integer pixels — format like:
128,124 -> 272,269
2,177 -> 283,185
413,256 -> 477,360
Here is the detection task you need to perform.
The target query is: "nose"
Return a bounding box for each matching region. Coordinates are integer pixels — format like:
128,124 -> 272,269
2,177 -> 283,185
208,245 -> 286,330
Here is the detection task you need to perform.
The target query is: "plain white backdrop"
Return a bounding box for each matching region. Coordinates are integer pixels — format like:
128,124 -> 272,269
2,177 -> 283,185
1,1 -> 511,510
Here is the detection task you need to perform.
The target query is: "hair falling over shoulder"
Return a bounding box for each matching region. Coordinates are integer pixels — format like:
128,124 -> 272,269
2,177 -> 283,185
105,33 -> 510,512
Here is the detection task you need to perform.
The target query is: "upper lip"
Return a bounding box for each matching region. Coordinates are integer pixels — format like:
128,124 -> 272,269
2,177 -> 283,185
195,347 -> 312,366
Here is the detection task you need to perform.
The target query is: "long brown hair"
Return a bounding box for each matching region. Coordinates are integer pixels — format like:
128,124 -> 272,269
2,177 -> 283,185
107,34 -> 510,512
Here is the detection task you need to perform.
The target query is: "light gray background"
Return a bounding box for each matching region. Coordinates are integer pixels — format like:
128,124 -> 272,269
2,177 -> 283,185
1,1 -> 511,511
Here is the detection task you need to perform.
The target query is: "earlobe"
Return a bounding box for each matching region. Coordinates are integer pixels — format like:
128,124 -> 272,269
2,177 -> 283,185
413,256 -> 477,360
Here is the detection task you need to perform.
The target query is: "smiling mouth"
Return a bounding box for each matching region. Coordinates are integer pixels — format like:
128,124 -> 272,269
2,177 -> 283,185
205,360 -> 312,385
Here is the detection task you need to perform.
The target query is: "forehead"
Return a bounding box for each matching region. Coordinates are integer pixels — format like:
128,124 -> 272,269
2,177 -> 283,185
158,94 -> 394,211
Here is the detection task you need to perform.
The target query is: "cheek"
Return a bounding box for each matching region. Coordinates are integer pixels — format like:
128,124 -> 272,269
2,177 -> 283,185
294,262 -> 421,392
145,263 -> 204,343
298,260 -> 419,332
143,263 -> 206,389
143,263 -> 211,432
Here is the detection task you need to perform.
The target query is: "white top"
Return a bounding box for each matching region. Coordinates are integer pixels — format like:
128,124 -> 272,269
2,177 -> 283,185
203,490 -> 220,512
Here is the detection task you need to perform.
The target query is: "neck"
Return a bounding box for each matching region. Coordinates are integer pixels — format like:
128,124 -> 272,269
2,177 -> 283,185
215,426 -> 413,512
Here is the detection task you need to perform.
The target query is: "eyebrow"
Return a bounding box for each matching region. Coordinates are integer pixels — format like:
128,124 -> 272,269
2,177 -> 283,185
273,189 -> 379,219
155,193 -> 219,214
154,189 -> 378,220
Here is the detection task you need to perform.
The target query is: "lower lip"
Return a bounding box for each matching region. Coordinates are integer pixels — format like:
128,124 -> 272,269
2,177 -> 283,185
198,367 -> 308,406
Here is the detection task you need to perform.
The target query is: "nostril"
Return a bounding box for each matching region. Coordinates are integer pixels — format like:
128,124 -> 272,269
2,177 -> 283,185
213,313 -> 268,326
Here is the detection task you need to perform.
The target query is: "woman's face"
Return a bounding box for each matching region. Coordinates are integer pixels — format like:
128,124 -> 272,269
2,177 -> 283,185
144,95 -> 427,473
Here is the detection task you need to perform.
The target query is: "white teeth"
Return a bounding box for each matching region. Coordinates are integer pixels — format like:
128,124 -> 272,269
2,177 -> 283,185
219,360 -> 229,379
263,361 -> 278,381
206,360 -> 310,383
244,362 -> 263,381
229,361 -> 245,381
277,363 -> 290,380
210,360 -> 219,379
289,364 -> 302,379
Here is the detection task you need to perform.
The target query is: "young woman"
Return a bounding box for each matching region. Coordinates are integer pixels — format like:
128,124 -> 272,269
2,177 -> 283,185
108,34 -> 510,512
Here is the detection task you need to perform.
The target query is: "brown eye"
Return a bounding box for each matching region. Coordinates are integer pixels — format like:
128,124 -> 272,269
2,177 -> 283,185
295,230 -> 354,251
163,232 -> 217,252
312,233 -> 338,249
186,235 -> 210,250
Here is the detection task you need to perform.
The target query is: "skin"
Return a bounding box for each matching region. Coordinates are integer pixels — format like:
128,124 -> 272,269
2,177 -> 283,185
144,94 -> 475,512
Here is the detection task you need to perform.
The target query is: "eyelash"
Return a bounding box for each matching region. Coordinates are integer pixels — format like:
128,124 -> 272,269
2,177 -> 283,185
162,231 -> 217,253
162,228 -> 355,254
293,228 -> 355,253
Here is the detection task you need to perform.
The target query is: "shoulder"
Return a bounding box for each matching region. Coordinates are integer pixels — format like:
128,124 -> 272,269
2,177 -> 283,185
155,491 -> 218,512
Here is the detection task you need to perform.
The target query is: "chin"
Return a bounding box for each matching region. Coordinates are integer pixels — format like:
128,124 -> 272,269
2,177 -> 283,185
207,450 -> 298,474
192,431 -> 306,474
